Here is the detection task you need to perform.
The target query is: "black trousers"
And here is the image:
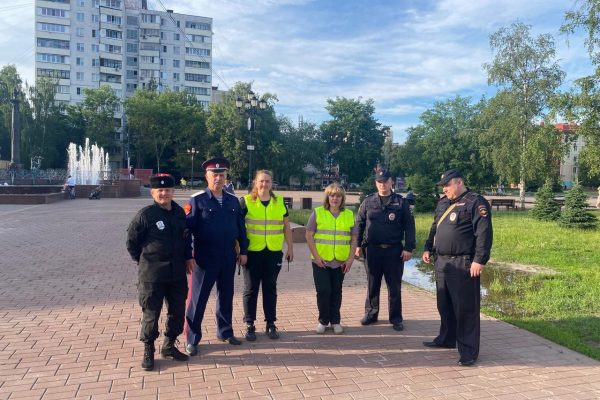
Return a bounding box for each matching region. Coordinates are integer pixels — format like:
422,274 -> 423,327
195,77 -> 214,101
434,255 -> 480,361
242,249 -> 283,324
312,263 -> 345,325
138,278 -> 188,343
363,245 -> 404,324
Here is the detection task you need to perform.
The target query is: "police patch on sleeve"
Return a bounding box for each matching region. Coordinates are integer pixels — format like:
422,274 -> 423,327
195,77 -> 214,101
184,203 -> 192,215
156,220 -> 165,230
478,205 -> 488,217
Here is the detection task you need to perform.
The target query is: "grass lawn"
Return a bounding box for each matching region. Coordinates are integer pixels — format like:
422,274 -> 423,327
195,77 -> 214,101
290,208 -> 600,361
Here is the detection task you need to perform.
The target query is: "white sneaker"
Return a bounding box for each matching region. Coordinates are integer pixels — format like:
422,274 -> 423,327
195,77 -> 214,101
332,324 -> 344,334
315,323 -> 327,334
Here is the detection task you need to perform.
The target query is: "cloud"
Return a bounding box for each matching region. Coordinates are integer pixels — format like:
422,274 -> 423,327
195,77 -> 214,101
0,0 -> 594,144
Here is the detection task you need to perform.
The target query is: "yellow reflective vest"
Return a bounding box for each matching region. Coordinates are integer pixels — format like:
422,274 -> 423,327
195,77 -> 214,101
314,206 -> 354,262
244,194 -> 286,251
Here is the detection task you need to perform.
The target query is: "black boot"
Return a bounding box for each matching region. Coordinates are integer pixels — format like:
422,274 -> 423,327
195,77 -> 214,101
141,342 -> 155,371
245,323 -> 256,342
266,323 -> 280,339
161,337 -> 189,361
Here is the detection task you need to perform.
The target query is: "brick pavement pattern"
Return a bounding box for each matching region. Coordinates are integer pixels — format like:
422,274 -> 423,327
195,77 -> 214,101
1,195 -> 599,400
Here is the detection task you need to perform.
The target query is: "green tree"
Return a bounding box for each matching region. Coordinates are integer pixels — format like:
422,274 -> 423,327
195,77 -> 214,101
558,1 -> 600,179
274,117 -> 324,188
80,85 -> 120,150
320,97 -> 385,183
483,22 -> 565,208
125,89 -> 204,172
205,82 -> 279,186
389,96 -> 493,190
531,180 -> 561,221
558,181 -> 598,229
479,93 -> 567,192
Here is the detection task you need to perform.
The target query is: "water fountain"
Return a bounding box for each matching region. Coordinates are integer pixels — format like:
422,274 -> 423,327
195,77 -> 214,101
67,138 -> 111,185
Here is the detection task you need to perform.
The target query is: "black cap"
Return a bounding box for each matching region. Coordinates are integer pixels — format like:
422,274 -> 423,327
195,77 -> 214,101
202,157 -> 230,172
375,169 -> 392,182
150,173 -> 175,188
437,169 -> 462,186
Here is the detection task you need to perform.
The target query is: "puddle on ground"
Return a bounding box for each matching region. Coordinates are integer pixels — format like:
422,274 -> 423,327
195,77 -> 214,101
403,259 -> 537,316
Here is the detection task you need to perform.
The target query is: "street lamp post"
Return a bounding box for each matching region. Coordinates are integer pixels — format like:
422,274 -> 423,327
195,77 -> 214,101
236,90 -> 267,187
187,147 -> 199,188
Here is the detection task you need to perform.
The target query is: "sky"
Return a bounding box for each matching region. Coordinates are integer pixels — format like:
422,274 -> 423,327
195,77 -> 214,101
0,0 -> 593,143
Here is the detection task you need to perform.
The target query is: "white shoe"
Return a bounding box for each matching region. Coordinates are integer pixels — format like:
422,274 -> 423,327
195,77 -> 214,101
332,324 -> 344,334
315,323 -> 327,334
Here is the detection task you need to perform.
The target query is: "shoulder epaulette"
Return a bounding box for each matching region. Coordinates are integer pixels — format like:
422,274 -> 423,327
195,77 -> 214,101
191,190 -> 205,198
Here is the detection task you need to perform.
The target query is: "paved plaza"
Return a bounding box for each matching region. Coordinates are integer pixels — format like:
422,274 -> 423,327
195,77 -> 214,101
1,193 -> 600,400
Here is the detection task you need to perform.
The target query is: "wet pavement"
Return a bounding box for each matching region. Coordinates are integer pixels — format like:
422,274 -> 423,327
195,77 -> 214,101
1,194 -> 599,399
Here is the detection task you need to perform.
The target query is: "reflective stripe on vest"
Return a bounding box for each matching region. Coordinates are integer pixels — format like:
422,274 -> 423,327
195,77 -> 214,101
244,194 -> 286,251
314,206 -> 354,261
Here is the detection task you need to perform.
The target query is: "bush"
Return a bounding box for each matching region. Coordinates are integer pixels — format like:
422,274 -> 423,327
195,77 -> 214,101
558,181 -> 598,229
405,174 -> 438,213
531,180 -> 560,221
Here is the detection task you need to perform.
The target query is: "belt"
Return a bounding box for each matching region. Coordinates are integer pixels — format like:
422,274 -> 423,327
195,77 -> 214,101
437,254 -> 472,259
371,243 -> 400,249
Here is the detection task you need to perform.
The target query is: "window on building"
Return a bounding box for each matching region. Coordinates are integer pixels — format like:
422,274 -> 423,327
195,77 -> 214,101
92,44 -> 99,52
78,0 -> 85,6
37,68 -> 70,79
77,87 -> 81,95
185,60 -> 210,69
184,73 -> 210,82
176,20 -> 180,27
163,45 -> 167,53
173,72 -> 180,81
126,56 -> 137,66
77,43 -> 84,51
37,23 -> 69,33
160,58 -> 165,66
77,27 -> 85,36
185,47 -> 210,56
160,32 -> 165,39
127,29 -> 137,39
92,58 -> 99,66
37,53 -> 69,64
126,43 -> 138,52
173,46 -> 180,54
185,21 -> 211,30
36,38 -> 70,50
173,85 -> 179,92
185,86 -> 209,95
92,14 -> 99,23
77,12 -> 84,22
39,7 -> 68,18
174,33 -> 180,40
76,57 -> 84,66
76,72 -> 84,81
105,29 -> 122,39
160,71 -> 167,79
173,59 -> 180,67
126,16 -> 138,25
55,85 -> 69,94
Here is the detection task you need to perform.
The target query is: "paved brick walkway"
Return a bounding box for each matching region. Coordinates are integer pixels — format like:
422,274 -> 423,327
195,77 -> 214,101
1,196 -> 599,400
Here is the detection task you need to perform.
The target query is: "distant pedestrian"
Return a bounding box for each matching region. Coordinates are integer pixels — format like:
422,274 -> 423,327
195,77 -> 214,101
224,179 -> 235,195
306,183 -> 357,334
355,168 -> 416,332
129,166 -> 135,180
422,169 -> 493,367
126,173 -> 191,371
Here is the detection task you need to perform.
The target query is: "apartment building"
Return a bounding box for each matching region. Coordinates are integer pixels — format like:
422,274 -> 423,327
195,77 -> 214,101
35,0 -> 213,167
556,122 -> 585,187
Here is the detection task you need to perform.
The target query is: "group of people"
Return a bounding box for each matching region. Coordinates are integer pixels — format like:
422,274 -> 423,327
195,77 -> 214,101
126,158 -> 493,371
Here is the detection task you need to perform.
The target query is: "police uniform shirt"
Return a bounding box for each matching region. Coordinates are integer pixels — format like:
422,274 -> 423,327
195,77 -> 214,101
185,189 -> 248,265
126,201 -> 189,283
424,190 -> 493,264
356,192 -> 416,251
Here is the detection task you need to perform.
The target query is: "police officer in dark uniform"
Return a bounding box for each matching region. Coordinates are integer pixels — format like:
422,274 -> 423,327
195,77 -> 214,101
422,169 -> 493,367
355,168 -> 416,331
184,157 -> 248,356
126,173 -> 190,371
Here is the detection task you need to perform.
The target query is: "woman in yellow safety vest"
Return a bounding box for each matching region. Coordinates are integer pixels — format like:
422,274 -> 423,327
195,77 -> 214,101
305,183 -> 358,334
240,170 -> 293,341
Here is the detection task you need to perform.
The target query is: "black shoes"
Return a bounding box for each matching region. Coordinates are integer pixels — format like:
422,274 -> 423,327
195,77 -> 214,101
160,337 -> 189,361
423,341 -> 456,349
360,315 -> 378,325
266,323 -> 280,340
141,342 -> 155,371
458,358 -> 476,366
185,343 -> 198,356
220,336 -> 242,345
392,322 -> 404,331
245,324 -> 257,342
